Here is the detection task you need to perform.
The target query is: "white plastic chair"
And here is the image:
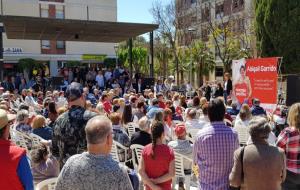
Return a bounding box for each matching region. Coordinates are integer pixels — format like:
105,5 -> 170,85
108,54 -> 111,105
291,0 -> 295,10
29,133 -> 47,148
126,122 -> 138,138
172,152 -> 193,190
10,129 -> 30,154
36,177 -> 58,190
111,140 -> 132,165
111,140 -> 120,162
130,144 -> 144,171
234,126 -> 250,145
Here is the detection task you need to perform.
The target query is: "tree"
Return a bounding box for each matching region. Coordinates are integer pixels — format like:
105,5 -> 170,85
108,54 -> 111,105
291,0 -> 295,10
151,0 -> 180,84
117,42 -> 148,74
190,40 -> 215,87
176,47 -> 190,83
203,1 -> 254,72
255,0 -> 300,73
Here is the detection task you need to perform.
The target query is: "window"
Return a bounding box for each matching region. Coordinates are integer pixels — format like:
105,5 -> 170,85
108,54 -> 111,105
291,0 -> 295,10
191,0 -> 196,4
56,41 -> 65,49
201,7 -> 210,21
233,0 -> 238,8
239,0 -> 245,6
201,28 -> 209,41
56,5 -> 64,19
215,67 -> 224,77
40,7 -> 49,18
215,4 -> 224,19
41,40 -> 50,49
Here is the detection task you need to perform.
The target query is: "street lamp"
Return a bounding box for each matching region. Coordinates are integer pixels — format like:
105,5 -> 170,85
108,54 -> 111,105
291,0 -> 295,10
187,27 -> 196,87
114,44 -> 119,67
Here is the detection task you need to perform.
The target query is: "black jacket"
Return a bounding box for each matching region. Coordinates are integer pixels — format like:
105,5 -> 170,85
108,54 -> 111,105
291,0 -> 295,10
225,79 -> 232,94
130,131 -> 151,146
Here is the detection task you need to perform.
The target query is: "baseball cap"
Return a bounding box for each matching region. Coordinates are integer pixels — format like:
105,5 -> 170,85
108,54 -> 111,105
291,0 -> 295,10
0,109 -> 15,129
65,82 -> 83,101
175,124 -> 186,137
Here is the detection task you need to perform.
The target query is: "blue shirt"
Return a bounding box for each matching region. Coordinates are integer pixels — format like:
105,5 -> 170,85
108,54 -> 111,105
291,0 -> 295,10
33,127 -> 53,140
17,155 -> 34,190
146,106 -> 163,119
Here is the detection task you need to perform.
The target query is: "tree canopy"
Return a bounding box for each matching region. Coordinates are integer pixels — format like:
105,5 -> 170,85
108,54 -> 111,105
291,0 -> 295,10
255,0 -> 300,73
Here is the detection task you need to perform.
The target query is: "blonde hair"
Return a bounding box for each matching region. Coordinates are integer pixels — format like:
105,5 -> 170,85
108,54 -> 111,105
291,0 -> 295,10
287,103 -> 300,130
57,107 -> 67,115
32,115 -> 46,129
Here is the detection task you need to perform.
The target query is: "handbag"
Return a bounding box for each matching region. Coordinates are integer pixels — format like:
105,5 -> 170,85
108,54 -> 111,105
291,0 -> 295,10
229,146 -> 245,190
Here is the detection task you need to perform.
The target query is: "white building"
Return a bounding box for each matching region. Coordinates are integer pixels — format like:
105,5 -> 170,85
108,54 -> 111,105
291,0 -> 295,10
0,0 -> 117,76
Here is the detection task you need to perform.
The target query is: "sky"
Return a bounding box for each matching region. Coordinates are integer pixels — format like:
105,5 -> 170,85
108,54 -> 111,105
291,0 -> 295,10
117,0 -> 172,24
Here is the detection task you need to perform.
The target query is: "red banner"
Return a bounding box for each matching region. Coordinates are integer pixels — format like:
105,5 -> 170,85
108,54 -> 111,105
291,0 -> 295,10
232,57 -> 278,110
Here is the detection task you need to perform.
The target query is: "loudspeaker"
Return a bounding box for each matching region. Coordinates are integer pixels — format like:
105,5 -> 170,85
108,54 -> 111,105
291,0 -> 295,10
51,77 -> 64,86
286,75 -> 300,106
143,78 -> 155,88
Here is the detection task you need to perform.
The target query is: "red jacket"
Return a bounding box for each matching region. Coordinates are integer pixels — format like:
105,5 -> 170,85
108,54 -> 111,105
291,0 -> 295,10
0,139 -> 26,190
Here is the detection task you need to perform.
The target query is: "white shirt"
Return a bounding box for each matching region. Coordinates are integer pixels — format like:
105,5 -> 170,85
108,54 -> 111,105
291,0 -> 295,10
25,96 -> 39,109
96,75 -> 105,87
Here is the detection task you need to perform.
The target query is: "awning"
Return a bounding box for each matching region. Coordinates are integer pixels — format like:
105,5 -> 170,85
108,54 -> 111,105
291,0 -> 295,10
0,16 -> 158,43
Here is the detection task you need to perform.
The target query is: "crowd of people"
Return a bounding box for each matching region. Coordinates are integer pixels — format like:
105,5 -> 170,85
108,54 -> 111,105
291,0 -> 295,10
0,69 -> 299,190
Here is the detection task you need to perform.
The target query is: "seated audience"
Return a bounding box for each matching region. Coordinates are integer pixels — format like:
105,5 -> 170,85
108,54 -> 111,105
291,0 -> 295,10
251,98 -> 267,116
234,104 -> 252,145
130,116 -> 152,146
110,112 -> 130,162
198,104 -> 210,129
32,115 -> 53,140
146,98 -> 163,119
168,124 -> 193,171
15,109 -> 32,134
30,144 -> 59,184
185,109 -> 203,135
134,102 -> 146,120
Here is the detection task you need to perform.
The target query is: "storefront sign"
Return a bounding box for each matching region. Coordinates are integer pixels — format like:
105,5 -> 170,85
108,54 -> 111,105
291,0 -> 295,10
82,54 -> 106,61
3,47 -> 23,54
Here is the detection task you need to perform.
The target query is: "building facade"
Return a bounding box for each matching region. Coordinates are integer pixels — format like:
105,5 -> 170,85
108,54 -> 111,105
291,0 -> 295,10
176,0 -> 256,82
0,0 -> 117,76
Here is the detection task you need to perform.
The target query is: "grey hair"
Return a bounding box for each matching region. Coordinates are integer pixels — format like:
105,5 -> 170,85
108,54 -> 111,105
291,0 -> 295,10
96,103 -> 105,114
16,109 -> 29,123
249,116 -> 271,140
138,116 -> 151,131
85,116 -> 112,144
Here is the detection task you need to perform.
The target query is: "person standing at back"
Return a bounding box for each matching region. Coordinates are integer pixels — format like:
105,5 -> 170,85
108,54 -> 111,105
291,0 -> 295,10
223,72 -> 232,103
277,103 -> 300,190
52,82 -> 97,167
139,122 -> 175,190
55,116 -> 133,190
193,98 -> 239,190
230,117 -> 286,190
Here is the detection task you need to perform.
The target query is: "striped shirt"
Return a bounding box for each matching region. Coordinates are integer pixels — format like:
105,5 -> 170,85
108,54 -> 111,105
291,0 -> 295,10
193,122 -> 239,190
276,127 -> 300,174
